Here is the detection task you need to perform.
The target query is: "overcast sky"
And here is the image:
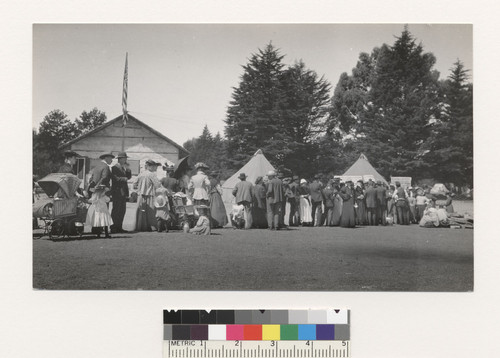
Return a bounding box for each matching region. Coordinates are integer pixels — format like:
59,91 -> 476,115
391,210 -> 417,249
33,24 -> 472,146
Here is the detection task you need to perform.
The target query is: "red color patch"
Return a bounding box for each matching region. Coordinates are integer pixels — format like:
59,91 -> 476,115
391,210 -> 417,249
244,325 -> 262,340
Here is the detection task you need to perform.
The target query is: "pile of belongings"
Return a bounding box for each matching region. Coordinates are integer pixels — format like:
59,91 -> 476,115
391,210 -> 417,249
448,212 -> 474,229
230,204 -> 245,229
419,207 -> 450,228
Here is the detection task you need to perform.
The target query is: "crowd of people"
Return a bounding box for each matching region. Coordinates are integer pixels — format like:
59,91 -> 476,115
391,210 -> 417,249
48,151 -> 458,237
229,170 -> 454,230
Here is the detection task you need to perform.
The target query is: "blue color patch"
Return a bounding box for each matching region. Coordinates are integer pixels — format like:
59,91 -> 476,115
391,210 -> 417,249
298,324 -> 316,340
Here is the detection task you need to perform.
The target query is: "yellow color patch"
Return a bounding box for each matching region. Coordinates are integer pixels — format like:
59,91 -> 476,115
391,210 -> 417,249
262,325 -> 281,340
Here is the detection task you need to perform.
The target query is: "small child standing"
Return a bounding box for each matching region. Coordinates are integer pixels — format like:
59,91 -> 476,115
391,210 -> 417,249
154,185 -> 170,233
415,188 -> 429,223
190,205 -> 211,235
86,185 -> 113,238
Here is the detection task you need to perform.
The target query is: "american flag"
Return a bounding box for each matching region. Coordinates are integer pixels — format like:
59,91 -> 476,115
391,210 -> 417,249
122,52 -> 128,126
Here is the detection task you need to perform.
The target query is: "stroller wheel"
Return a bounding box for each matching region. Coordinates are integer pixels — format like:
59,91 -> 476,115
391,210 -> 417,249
49,219 -> 66,239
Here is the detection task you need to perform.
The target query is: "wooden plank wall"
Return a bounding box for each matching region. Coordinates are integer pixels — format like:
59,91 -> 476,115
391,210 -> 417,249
69,118 -> 181,178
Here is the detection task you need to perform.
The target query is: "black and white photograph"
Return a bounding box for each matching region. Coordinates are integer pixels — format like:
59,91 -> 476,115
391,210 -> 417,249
32,23 -> 473,291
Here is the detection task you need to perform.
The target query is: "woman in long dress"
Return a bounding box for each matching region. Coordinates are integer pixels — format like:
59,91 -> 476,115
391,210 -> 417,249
355,181 -> 366,225
298,179 -> 313,226
252,176 -> 268,228
208,177 -> 228,228
135,159 -> 161,231
386,185 -> 396,224
340,181 -> 356,228
331,184 -> 343,226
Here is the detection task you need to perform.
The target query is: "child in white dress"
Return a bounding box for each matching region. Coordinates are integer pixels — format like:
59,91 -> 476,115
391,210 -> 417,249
190,205 -> 211,236
86,185 -> 113,238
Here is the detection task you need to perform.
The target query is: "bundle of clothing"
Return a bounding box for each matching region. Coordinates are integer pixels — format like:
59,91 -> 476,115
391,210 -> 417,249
419,207 -> 449,228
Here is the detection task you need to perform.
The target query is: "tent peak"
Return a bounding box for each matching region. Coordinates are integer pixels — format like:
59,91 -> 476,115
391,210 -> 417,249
254,149 -> 263,156
359,153 -> 368,160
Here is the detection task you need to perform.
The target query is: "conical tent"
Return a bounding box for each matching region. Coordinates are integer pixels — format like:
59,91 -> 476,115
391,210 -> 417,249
343,153 -> 388,184
221,149 -> 276,214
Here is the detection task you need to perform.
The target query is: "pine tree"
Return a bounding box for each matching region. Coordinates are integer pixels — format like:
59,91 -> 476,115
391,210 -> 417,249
424,60 -> 473,185
225,43 -> 285,168
328,27 -> 441,179
224,44 -> 332,176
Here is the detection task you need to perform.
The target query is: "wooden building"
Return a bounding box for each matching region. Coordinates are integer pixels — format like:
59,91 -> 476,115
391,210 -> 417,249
60,114 -> 189,185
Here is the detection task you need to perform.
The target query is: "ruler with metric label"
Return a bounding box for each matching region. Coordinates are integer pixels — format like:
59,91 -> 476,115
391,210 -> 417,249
164,340 -> 350,358
163,309 -> 350,358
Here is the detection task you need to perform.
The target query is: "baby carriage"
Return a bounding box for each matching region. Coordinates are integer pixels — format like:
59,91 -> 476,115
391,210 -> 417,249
32,173 -> 88,239
170,192 -> 197,230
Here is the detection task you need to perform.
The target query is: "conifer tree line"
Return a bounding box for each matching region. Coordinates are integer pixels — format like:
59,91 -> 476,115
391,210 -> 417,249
186,27 -> 473,186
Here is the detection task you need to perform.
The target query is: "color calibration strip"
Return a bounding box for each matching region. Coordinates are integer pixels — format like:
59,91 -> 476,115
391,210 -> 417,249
163,310 -> 350,358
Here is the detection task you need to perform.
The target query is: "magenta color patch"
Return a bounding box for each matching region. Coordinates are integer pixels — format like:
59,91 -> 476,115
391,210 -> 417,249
226,325 -> 244,340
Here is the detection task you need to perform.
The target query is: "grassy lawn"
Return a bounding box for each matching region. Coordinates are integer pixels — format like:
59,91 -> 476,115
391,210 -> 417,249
33,223 -> 473,291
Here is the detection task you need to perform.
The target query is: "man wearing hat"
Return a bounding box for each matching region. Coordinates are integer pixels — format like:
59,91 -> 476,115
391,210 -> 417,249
287,175 -> 300,226
266,170 -> 284,230
58,150 -> 80,174
309,174 -> 324,227
88,152 -> 114,192
375,180 -> 387,225
365,180 -> 378,225
110,152 -> 132,233
232,173 -> 254,229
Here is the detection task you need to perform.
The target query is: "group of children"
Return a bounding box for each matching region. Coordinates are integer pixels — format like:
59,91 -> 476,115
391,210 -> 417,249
85,182 -> 212,238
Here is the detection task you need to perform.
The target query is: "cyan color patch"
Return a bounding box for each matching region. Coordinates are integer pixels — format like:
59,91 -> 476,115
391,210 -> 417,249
298,324 -> 316,340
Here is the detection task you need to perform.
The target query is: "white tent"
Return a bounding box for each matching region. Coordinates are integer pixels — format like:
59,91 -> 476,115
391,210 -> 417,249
343,153 -> 388,185
221,149 -> 276,215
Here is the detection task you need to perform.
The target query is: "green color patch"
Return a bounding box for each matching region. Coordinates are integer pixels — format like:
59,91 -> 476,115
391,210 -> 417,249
280,324 -> 298,340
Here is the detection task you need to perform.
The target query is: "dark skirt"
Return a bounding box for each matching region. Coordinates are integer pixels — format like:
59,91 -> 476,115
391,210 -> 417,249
340,199 -> 356,228
355,200 -> 366,225
332,197 -> 342,226
209,192 -> 228,228
252,197 -> 268,228
135,196 -> 157,231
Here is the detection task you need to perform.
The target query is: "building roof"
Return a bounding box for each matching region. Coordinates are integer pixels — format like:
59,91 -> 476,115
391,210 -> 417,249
59,114 -> 189,157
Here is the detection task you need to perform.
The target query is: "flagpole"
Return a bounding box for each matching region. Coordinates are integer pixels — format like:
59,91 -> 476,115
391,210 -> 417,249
122,52 -> 128,151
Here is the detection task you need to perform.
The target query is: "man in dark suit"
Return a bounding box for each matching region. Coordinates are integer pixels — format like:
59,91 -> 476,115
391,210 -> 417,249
309,174 -> 324,226
57,150 -> 79,174
266,171 -> 284,230
364,181 -> 378,225
89,152 -> 114,190
110,152 -> 132,233
375,180 -> 387,225
287,176 -> 300,226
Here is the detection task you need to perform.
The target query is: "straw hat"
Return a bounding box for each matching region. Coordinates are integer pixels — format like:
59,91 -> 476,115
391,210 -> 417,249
63,150 -> 80,158
99,152 -> 115,159
194,162 -> 209,170
154,195 -> 167,208
145,159 -> 160,166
